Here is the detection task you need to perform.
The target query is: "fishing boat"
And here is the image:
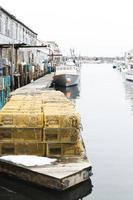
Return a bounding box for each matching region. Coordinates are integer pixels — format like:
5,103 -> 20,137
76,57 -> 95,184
125,70 -> 133,81
53,60 -> 81,87
125,63 -> 133,81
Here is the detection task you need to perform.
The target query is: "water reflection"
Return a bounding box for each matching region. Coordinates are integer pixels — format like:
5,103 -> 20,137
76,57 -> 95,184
123,80 -> 133,113
55,85 -> 80,99
0,173 -> 92,200
124,80 -> 133,99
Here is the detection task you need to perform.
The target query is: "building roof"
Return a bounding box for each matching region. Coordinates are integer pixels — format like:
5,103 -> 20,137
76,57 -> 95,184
0,6 -> 37,35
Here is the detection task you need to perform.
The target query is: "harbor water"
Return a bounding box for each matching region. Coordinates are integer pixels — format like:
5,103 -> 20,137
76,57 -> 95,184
1,63 -> 133,199
77,63 -> 133,200
57,63 -> 133,200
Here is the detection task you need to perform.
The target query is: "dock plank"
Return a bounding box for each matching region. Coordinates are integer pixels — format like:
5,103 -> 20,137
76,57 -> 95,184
0,158 -> 92,190
11,73 -> 54,95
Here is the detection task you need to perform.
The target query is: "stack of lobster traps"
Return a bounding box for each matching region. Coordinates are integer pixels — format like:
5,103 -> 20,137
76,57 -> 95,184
0,91 -> 85,158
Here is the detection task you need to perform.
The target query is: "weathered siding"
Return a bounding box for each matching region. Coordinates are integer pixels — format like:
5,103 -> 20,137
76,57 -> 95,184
0,8 -> 37,45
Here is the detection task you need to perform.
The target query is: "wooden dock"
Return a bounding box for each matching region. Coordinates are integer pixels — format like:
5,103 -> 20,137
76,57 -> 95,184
11,73 -> 54,95
0,73 -> 92,191
0,157 -> 92,190
0,172 -> 92,200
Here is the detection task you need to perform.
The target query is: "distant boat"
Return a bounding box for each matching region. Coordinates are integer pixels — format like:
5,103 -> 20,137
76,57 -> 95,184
125,63 -> 133,81
53,60 -> 81,87
112,61 -> 127,71
125,69 -> 133,81
113,65 -> 117,69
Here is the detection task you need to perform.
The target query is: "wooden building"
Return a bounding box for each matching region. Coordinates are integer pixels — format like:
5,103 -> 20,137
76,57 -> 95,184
0,6 -> 38,62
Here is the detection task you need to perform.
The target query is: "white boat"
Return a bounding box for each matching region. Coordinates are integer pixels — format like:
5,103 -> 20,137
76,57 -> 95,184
125,63 -> 133,81
113,61 -> 127,72
125,70 -> 133,81
53,61 -> 81,87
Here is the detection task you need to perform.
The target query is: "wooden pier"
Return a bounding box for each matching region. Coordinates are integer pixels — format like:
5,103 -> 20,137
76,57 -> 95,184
0,172 -> 92,199
0,157 -> 92,190
11,73 -> 54,95
0,74 -> 92,191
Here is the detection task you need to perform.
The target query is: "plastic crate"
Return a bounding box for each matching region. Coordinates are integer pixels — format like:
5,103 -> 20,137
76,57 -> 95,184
0,101 -> 4,109
3,76 -> 11,88
0,90 -> 5,102
23,64 -> 28,73
27,64 -> 32,72
7,76 -> 11,87
5,87 -> 10,99
0,90 -> 6,108
0,77 -> 5,90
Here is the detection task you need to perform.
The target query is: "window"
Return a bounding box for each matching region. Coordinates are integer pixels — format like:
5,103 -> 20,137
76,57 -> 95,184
16,23 -> 18,40
23,28 -> 25,41
27,31 -> 30,43
7,19 -> 12,37
25,30 -> 27,42
5,16 -> 8,36
17,25 -> 20,40
20,26 -> 23,41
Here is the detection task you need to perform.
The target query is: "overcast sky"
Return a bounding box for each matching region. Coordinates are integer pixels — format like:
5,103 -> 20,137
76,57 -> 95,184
1,0 -> 133,56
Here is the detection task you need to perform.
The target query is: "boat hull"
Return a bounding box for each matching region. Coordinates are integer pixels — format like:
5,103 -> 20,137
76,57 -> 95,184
125,71 -> 133,81
53,74 -> 79,87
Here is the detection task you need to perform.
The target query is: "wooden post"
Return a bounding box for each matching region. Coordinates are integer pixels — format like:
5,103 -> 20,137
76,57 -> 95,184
15,48 -> 18,71
11,44 -> 15,90
18,76 -> 20,88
